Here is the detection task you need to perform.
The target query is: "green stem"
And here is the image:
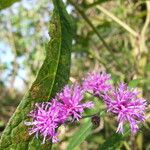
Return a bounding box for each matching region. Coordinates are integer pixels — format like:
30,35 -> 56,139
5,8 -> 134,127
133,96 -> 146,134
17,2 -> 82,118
96,5 -> 138,38
82,112 -> 99,119
140,1 -> 150,53
84,0 -> 109,9
82,110 -> 105,119
68,0 -> 112,52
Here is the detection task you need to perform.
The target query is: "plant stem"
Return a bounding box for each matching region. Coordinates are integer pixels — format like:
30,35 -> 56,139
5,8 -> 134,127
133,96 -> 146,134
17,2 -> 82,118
82,113 -> 99,119
68,0 -> 112,52
140,1 -> 150,53
84,0 -> 109,9
96,5 -> 138,38
82,110 -> 105,119
137,1 -> 150,76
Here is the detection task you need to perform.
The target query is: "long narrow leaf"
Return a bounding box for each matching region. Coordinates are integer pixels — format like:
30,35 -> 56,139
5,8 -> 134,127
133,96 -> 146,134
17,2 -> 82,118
0,0 -> 74,149
67,111 -> 105,150
67,120 -> 92,150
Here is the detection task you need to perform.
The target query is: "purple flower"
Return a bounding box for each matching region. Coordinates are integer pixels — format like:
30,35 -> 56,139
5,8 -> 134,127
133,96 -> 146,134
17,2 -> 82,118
58,84 -> 94,121
103,83 -> 147,134
25,84 -> 94,144
82,72 -> 112,96
25,100 -> 66,144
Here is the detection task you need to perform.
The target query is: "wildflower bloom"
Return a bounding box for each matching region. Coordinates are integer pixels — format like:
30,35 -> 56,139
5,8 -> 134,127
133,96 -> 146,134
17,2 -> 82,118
103,83 -> 147,134
25,100 -> 66,144
58,84 -> 94,121
82,72 -> 112,96
25,85 -> 94,143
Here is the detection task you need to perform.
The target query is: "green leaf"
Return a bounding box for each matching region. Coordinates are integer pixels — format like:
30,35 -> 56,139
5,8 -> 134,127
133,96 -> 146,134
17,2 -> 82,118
67,119 -> 92,150
99,126 -> 130,150
0,0 -> 20,10
67,111 -> 105,150
0,0 -> 74,149
128,79 -> 142,88
99,134 -> 124,150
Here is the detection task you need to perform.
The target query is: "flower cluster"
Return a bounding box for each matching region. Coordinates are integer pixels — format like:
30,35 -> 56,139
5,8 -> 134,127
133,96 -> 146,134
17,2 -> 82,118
103,83 -> 147,134
25,101 -> 64,143
25,84 -> 94,143
82,72 -> 112,96
25,72 -> 147,144
58,85 -> 94,121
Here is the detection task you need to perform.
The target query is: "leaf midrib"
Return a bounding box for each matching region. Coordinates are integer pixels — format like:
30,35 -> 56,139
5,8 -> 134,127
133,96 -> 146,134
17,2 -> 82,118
48,4 -> 62,99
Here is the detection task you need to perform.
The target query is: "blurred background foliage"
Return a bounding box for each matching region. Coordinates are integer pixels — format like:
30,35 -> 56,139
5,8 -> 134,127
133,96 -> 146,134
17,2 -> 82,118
0,0 -> 150,149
